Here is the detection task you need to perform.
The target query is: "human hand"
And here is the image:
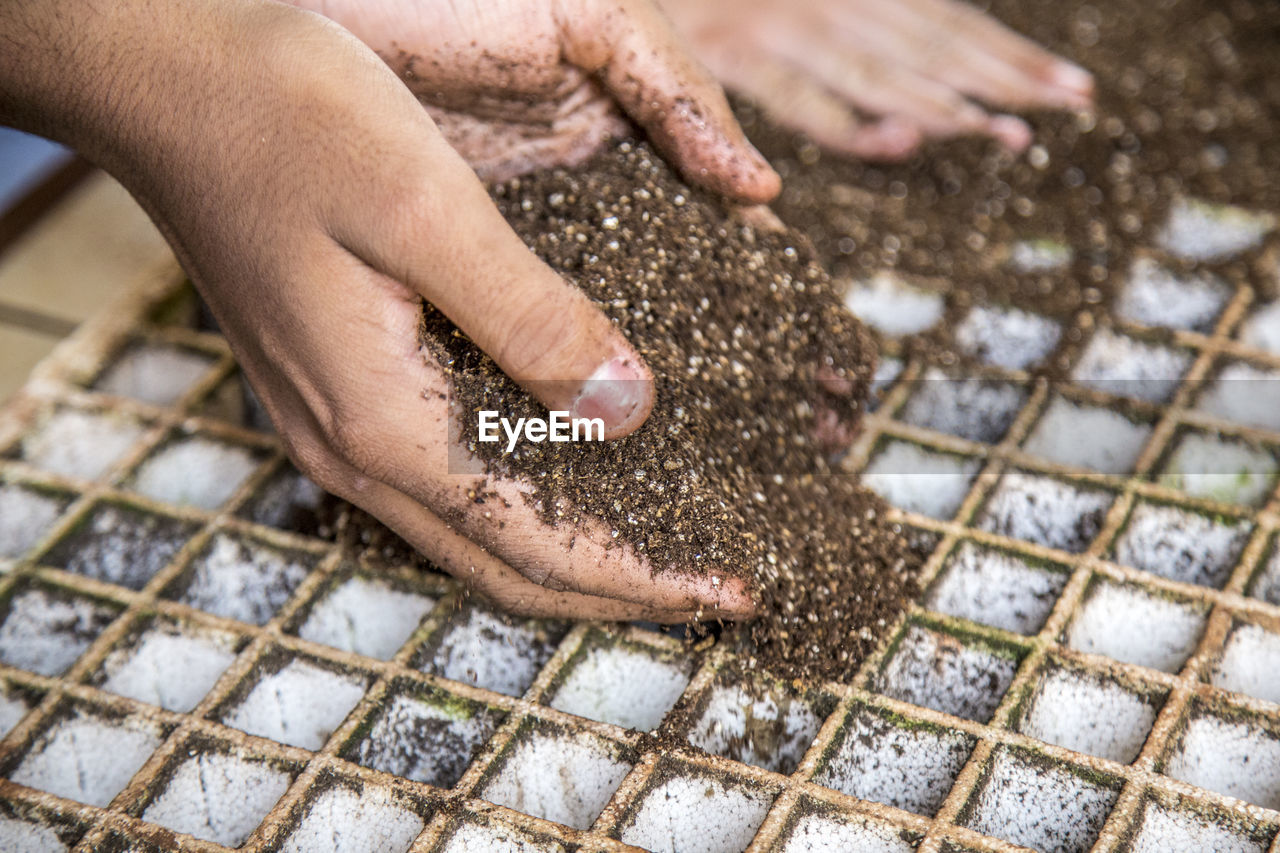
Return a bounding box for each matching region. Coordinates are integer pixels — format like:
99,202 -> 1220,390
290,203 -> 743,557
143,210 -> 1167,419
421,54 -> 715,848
1,0 -> 760,620
659,0 -> 1095,159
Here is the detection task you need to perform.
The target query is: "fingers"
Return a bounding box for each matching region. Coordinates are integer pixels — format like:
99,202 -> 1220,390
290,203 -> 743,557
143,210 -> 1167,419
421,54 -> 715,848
557,0 -> 781,204
332,128 -> 653,439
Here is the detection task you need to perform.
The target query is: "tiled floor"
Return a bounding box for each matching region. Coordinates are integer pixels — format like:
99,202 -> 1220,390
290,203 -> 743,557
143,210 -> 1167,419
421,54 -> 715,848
0,170 -> 173,402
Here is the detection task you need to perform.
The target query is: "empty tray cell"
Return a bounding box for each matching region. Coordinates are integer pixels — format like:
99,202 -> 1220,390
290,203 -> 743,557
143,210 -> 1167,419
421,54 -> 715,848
686,679 -> 827,774
347,685 -> 504,788
0,811 -> 78,853
779,808 -> 917,853
1111,501 -> 1250,589
238,463 -> 331,535
18,408 -> 146,480
174,532 -> 312,625
1072,328 -> 1192,403
547,635 -> 692,732
1116,257 -> 1231,332
420,606 -> 565,697
42,502 -> 197,590
618,767 -> 773,853
1197,361 -> 1280,433
439,819 -> 567,853
298,575 -> 435,660
975,470 -> 1112,554
9,707 -> 162,806
278,782 -> 424,853
1022,397 -> 1151,474
141,746 -> 294,847
953,304 -> 1061,371
0,483 -> 67,559
1210,621 -> 1280,706
897,369 -> 1027,444
1163,706 -> 1280,809
843,272 -> 944,337
1065,580 -> 1207,673
220,657 -> 367,750
0,584 -> 119,676
813,704 -> 975,816
1128,796 -> 1273,853
481,725 -> 631,830
868,356 -> 903,411
1015,665 -> 1160,763
1156,197 -> 1275,262
862,441 -> 981,520
96,619 -> 239,712
129,435 -> 261,510
1008,238 -> 1073,273
94,342 -> 216,406
874,624 -> 1020,723
927,542 -> 1068,635
1158,431 -> 1278,507
0,680 -> 36,735
960,748 -> 1119,853
1239,299 -> 1280,355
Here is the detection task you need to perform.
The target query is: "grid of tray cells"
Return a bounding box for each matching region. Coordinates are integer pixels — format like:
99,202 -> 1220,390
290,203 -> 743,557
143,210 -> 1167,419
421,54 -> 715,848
1,203 -> 1280,853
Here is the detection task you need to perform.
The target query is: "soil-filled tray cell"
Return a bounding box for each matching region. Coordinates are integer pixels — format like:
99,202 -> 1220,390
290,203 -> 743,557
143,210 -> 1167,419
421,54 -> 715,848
813,705 -> 975,816
547,637 -> 692,733
9,708 -> 162,807
897,370 -> 1027,444
976,471 -> 1112,554
874,625 -> 1020,723
1211,621 -> 1280,706
417,606 -> 565,698
862,441 -> 981,521
1015,666 -> 1160,763
952,304 -> 1061,371
17,408 -> 146,481
1156,198 -> 1275,263
960,748 -> 1119,853
1196,361 -> 1280,434
128,436 -> 261,511
169,533 -> 313,626
438,819 -> 567,853
1022,397 -> 1151,474
480,726 -> 631,831
237,464 -> 330,535
1110,502 -> 1250,590
298,575 -> 435,661
685,679 -> 826,775
220,657 -> 366,751
1157,432 -> 1278,507
777,809 -> 917,853
927,542 -> 1068,635
141,748 -> 294,847
1064,580 -> 1207,673
346,688 -> 504,788
42,502 -> 197,591
1071,329 -> 1192,404
277,783 -> 424,853
1163,708 -> 1280,810
1249,540 -> 1280,606
618,768 -> 773,853
842,272 -> 944,338
1238,299 -> 1280,355
1128,798 -> 1273,853
0,484 -> 68,560
95,619 -> 239,712
0,584 -> 119,676
93,342 -> 216,407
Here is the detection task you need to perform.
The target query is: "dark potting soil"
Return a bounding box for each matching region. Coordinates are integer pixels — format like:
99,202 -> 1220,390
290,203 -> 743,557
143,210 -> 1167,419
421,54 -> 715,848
421,141 -> 921,683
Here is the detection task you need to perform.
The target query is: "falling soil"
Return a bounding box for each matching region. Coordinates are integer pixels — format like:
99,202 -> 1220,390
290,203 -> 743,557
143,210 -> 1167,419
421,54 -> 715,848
421,141 -> 920,683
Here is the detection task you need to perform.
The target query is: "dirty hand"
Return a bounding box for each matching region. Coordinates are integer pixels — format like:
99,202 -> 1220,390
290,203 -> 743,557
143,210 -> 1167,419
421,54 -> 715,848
660,0 -> 1095,159
1,0 -> 765,620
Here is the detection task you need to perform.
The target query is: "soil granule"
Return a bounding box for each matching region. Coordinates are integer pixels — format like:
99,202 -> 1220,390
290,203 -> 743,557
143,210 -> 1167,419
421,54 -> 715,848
420,141 -> 920,684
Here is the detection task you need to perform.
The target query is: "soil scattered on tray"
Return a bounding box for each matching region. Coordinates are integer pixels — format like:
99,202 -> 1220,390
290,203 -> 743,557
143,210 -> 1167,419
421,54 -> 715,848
420,141 -> 920,683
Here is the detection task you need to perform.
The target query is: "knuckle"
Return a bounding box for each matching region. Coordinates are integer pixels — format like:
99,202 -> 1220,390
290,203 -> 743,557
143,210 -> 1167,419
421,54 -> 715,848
493,293 -> 582,380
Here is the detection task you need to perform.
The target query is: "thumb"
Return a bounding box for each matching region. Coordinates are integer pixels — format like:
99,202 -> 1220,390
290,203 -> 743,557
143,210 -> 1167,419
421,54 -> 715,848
342,133 -> 654,439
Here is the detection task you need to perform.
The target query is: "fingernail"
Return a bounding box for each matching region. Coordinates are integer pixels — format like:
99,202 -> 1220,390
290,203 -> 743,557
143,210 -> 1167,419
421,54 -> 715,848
1051,61 -> 1095,96
989,115 -> 1033,152
571,356 -> 652,436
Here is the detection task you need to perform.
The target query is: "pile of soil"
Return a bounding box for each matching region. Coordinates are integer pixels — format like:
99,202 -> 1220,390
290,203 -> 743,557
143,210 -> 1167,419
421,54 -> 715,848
421,141 -> 920,683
